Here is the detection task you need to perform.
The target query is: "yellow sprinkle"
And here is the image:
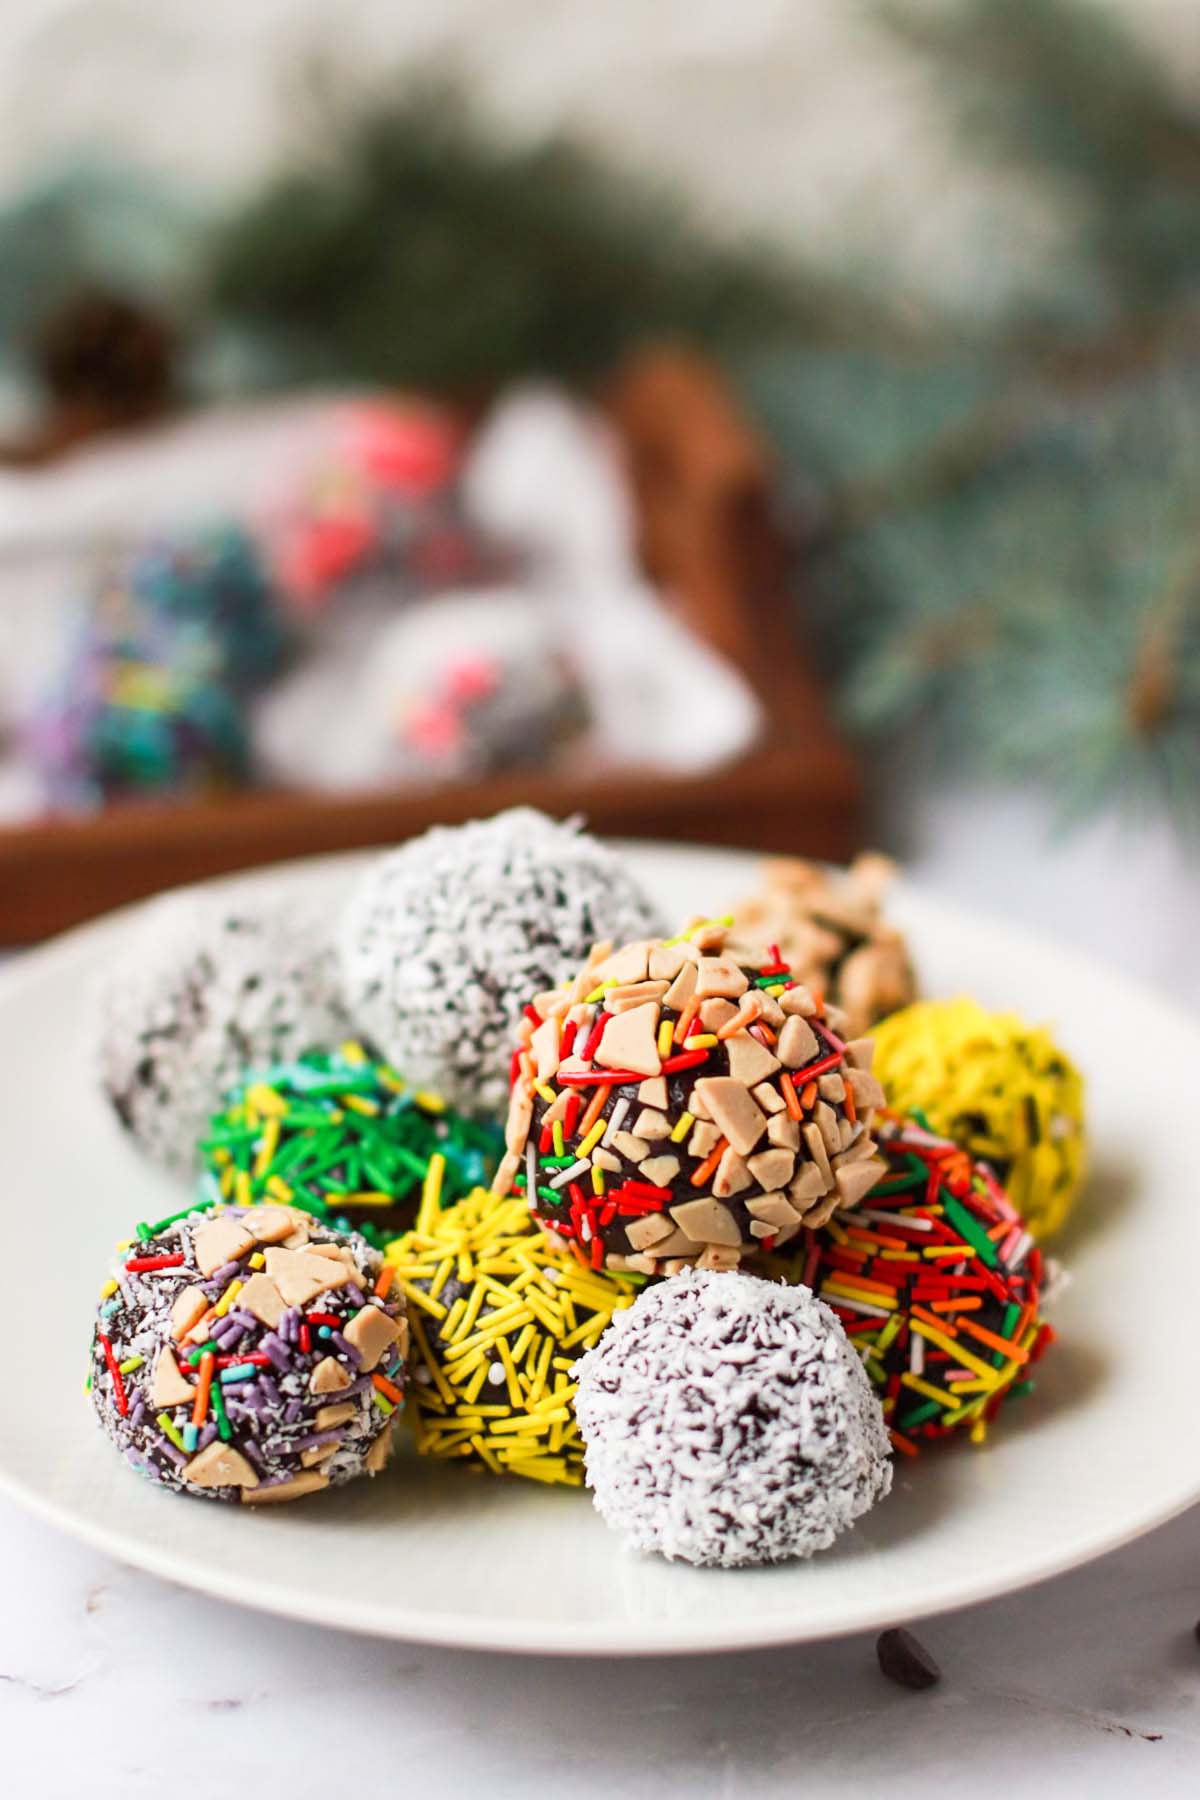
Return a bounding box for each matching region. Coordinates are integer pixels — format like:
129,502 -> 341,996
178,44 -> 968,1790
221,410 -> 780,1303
252,1117 -> 280,1178
577,1119 -> 607,1159
900,1371 -> 958,1407
552,1120 -> 565,1157
670,1111 -> 695,1144
248,1251 -> 265,1270
245,1083 -> 288,1117
414,1089 -> 446,1114
657,1018 -> 674,1059
909,1318 -> 1000,1381
591,1164 -> 606,1196
686,1033 -> 718,1049
99,1279 -> 118,1302
235,1169 -> 251,1209
214,1279 -> 243,1319
416,1152 -> 446,1235
534,1082 -> 557,1105
339,1040 -> 368,1065
266,1176 -> 293,1202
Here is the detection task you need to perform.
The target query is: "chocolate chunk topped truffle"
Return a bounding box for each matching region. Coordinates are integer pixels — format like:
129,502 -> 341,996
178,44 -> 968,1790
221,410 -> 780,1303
89,1203 -> 404,1502
495,919 -> 887,1274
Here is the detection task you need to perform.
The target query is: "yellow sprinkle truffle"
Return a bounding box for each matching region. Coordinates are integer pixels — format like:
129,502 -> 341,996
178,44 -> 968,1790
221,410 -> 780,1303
872,998 -> 1086,1240
386,1188 -> 642,1486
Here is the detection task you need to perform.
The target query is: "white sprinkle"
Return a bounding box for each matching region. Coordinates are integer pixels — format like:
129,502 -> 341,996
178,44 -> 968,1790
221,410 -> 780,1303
487,1364 -> 507,1387
548,1157 -> 591,1190
602,1097 -> 630,1147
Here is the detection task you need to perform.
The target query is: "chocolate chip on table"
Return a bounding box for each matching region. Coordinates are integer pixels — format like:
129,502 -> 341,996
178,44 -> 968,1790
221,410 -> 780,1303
876,1627 -> 942,1690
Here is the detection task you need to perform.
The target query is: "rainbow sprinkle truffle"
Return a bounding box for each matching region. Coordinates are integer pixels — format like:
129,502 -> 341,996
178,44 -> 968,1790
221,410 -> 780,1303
495,919 -> 888,1274
89,1202 -> 406,1503
872,998 -> 1086,1240
386,1187 -> 642,1486
756,1114 -> 1052,1454
199,1042 -> 503,1247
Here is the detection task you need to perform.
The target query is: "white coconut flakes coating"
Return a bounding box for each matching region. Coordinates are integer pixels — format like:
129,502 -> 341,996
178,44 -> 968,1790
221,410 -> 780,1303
337,807 -> 662,1117
575,1268 -> 892,1567
96,888 -> 352,1172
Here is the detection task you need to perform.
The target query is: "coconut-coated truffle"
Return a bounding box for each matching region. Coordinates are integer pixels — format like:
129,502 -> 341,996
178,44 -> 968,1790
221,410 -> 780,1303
337,808 -> 662,1118
496,917 -> 887,1274
575,1268 -> 892,1566
872,997 -> 1086,1240
97,888 -> 352,1172
89,1203 -> 405,1503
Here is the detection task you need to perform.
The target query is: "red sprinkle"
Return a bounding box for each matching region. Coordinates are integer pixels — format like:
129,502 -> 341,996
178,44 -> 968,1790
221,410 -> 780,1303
215,1352 -> 272,1368
97,1333 -> 129,1416
124,1253 -> 185,1272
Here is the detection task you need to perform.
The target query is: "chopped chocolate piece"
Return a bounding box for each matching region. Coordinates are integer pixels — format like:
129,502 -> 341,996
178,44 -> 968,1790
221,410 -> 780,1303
876,1628 -> 941,1691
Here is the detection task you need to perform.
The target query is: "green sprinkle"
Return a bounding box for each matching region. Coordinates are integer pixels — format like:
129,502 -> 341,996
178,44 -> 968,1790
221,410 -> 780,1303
941,1194 -> 1001,1268
211,1380 -> 233,1442
898,1398 -> 943,1430
157,1411 -> 187,1452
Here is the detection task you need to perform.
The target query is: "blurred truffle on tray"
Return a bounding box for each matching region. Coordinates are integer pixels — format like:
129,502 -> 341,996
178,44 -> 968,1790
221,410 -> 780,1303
733,853 -> 915,1038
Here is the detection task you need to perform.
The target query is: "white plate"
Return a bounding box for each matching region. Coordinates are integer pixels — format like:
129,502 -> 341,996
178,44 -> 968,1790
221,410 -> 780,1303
2,842 -> 1197,1655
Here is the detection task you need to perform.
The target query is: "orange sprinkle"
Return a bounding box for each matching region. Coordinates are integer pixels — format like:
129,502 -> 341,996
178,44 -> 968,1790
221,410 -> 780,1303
843,1082 -> 857,1124
578,1080 -> 614,1140
752,1021 -> 778,1046
690,1136 -> 730,1187
910,1302 -> 958,1337
192,1350 -> 215,1427
716,1002 -> 758,1041
800,1080 -> 818,1110
928,1295 -> 983,1315
890,1428 -> 920,1458
811,985 -> 826,1017
373,1265 -> 395,1299
782,1076 -> 804,1121
673,997 -> 700,1047
959,1317 -> 1029,1364
372,1371 -> 405,1405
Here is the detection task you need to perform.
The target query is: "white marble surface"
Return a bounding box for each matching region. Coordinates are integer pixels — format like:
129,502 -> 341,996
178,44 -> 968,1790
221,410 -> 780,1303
1,1496 -> 1197,1797
5,782 -> 1200,1794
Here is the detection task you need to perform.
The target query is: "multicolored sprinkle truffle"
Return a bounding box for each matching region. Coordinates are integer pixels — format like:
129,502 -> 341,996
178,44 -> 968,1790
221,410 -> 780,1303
97,888 -> 351,1171
734,853 -> 915,1038
199,1042 -> 503,1246
574,1268 -> 892,1566
385,1187 -> 641,1486
89,1203 -> 405,1503
495,918 -> 888,1274
337,808 -> 662,1118
872,998 -> 1086,1239
756,1114 -> 1053,1454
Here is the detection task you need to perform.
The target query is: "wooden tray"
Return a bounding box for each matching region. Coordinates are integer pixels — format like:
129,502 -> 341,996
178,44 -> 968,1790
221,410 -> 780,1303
3,346 -> 861,942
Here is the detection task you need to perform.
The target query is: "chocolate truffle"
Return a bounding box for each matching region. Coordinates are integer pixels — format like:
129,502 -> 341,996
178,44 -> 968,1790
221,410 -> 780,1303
496,919 -> 887,1274
90,1203 -> 405,1502
733,852 -> 915,1038
337,808 -> 662,1118
755,1114 -> 1053,1452
97,888 -> 351,1172
386,1187 -> 641,1486
872,998 -> 1086,1239
574,1267 -> 892,1566
199,1042 -> 503,1246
